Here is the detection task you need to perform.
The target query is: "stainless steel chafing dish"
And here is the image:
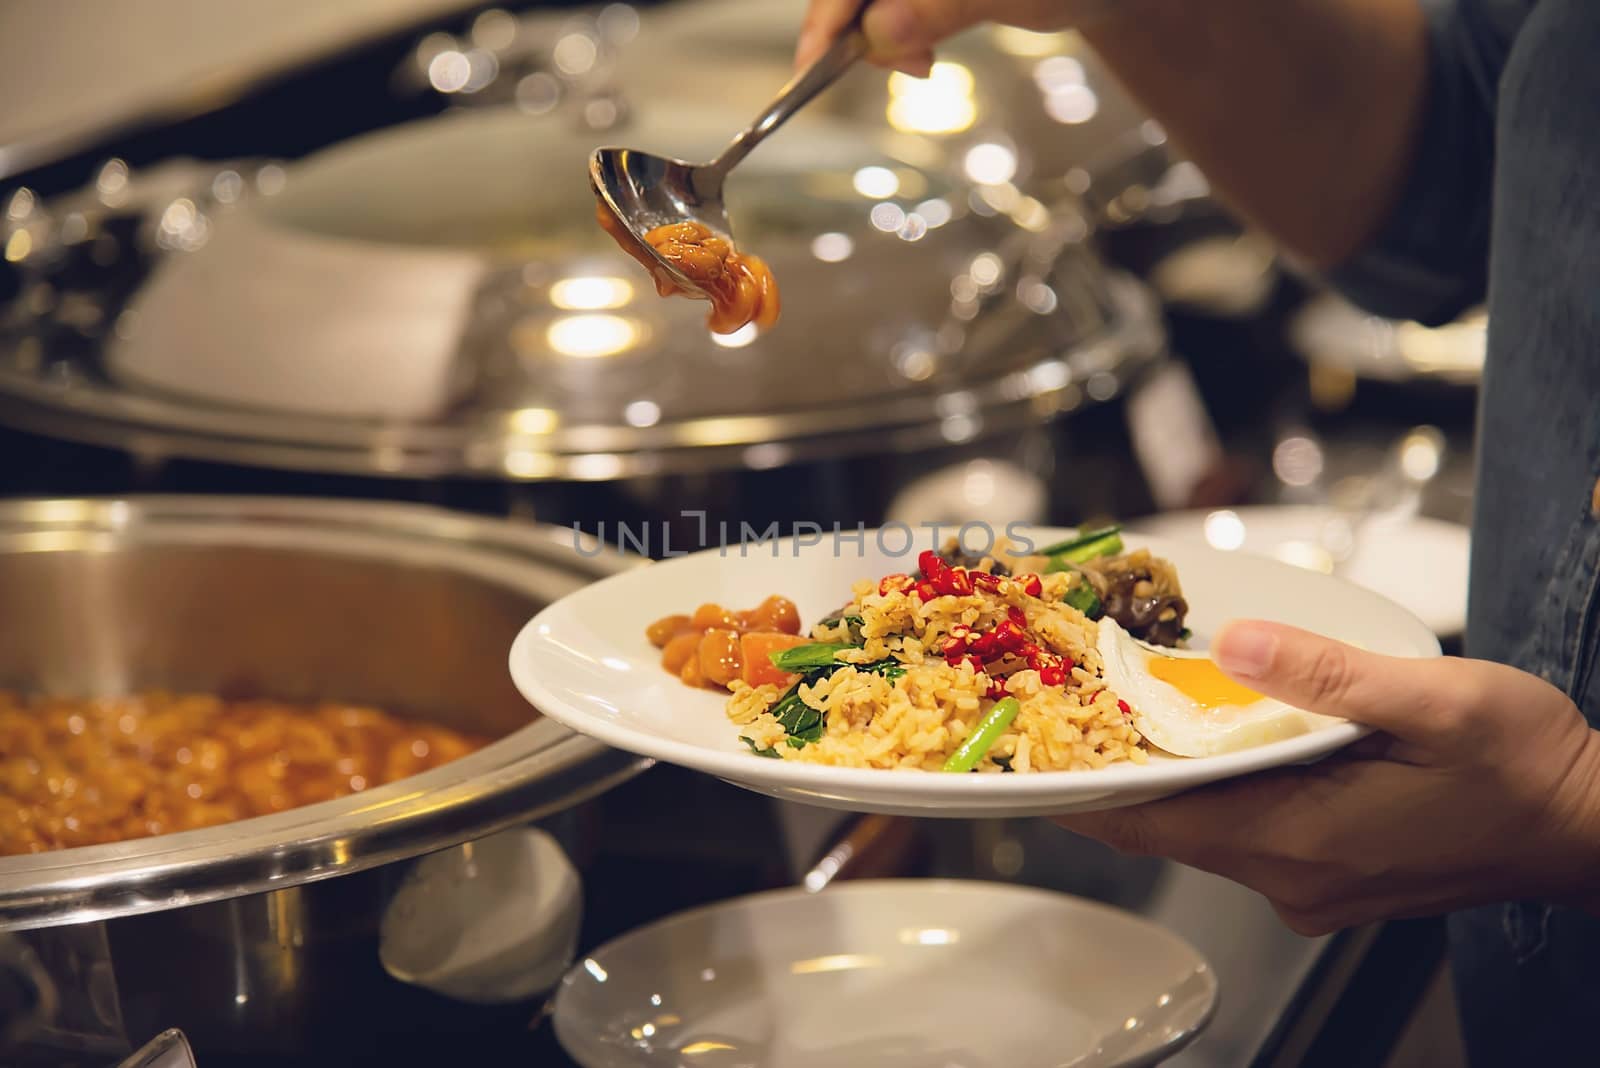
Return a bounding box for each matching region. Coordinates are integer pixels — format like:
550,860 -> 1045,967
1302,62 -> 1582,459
0,1 -> 1168,530
0,497 -> 645,1062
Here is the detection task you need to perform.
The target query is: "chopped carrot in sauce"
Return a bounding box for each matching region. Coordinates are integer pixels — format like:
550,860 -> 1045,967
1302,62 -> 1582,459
646,596 -> 802,692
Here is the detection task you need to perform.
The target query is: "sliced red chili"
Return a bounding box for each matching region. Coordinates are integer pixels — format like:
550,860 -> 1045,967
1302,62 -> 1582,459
945,569 -> 974,596
918,550 -> 944,579
879,573 -> 913,596
1038,665 -> 1067,687
996,619 -> 1028,649
917,582 -> 939,602
1019,574 -> 1043,597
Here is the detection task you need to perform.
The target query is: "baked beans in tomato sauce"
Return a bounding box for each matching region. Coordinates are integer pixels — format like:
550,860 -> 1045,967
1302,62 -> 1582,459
0,691 -> 491,855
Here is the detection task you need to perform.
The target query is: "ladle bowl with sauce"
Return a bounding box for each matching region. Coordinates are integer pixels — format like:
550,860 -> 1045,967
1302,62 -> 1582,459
589,2 -> 868,334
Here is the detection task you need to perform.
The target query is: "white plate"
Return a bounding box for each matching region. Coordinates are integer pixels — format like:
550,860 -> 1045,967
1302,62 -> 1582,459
552,880 -> 1217,1068
1131,507 -> 1471,638
509,530 -> 1440,818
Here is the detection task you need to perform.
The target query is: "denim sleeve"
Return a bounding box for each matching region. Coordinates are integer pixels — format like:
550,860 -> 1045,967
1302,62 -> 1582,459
1327,0 -> 1524,326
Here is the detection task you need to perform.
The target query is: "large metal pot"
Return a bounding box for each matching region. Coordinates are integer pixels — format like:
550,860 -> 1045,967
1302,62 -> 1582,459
0,497 -> 645,1063
0,0 -> 1172,531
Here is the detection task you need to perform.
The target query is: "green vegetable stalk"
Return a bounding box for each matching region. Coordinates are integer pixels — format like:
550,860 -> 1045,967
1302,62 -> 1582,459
1036,525 -> 1123,558
1039,525 -> 1124,570
769,642 -> 859,672
941,697 -> 1022,773
1063,583 -> 1103,619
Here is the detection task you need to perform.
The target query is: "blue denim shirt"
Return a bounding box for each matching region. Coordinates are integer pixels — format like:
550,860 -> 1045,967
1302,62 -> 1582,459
1332,0 -> 1600,1061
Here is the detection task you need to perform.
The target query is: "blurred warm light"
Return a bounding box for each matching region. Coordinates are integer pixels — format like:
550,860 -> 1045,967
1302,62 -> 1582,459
851,166 -> 900,199
5,188 -> 34,220
598,4 -> 641,42
969,252 -> 1003,288
550,276 -> 634,310
503,450 -> 552,478
1272,435 -> 1325,487
1086,372 -> 1118,402
623,399 -> 661,427
554,33 -> 599,75
887,63 -> 977,135
4,230 -> 31,263
509,407 -> 560,434
790,954 -> 884,975
1020,280 -> 1058,315
211,170 -> 244,204
1395,316 -> 1486,375
963,142 -> 1017,185
870,202 -> 907,232
940,414 -> 981,444
516,72 -> 561,114
978,183 -> 1021,214
546,314 -> 640,358
1203,510 -> 1247,551
462,49 -> 499,92
1276,541 -> 1336,574
744,443 -> 792,470
1007,196 -> 1051,233
1044,84 -> 1099,124
471,9 -> 519,50
810,232 -> 854,262
161,198 -> 196,233
96,159 -> 129,202
570,454 -> 626,480
428,50 -> 472,92
156,198 -> 210,251
59,213 -> 87,244
416,32 -> 457,69
915,198 -> 953,228
991,26 -> 1073,56
894,344 -> 937,381
711,323 -> 758,348
1033,56 -> 1085,91
255,164 -> 287,196
1399,428 -> 1444,482
584,97 -> 620,128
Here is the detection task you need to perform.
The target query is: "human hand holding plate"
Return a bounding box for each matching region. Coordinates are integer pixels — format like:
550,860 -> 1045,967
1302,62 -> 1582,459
1057,620 -> 1600,933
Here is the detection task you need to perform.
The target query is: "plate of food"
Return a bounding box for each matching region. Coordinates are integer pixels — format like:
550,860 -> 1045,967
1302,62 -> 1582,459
509,527 -> 1440,816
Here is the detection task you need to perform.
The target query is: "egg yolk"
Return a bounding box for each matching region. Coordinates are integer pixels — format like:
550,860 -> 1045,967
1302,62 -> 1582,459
1147,657 -> 1266,710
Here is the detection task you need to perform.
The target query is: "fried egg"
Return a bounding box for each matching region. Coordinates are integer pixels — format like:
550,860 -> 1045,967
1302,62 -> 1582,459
1096,618 -> 1341,757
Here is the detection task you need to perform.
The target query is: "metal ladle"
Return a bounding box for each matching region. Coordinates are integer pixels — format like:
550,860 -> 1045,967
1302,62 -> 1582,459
588,3 -> 868,293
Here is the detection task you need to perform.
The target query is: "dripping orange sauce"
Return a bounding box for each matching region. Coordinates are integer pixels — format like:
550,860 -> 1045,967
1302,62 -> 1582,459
595,201 -> 780,335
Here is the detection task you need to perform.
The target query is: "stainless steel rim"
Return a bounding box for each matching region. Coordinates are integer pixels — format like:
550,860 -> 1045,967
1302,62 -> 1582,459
0,276 -> 1165,479
0,496 -> 650,931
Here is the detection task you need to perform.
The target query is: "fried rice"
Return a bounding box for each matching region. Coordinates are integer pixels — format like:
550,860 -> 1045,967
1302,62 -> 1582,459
726,565 -> 1148,773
